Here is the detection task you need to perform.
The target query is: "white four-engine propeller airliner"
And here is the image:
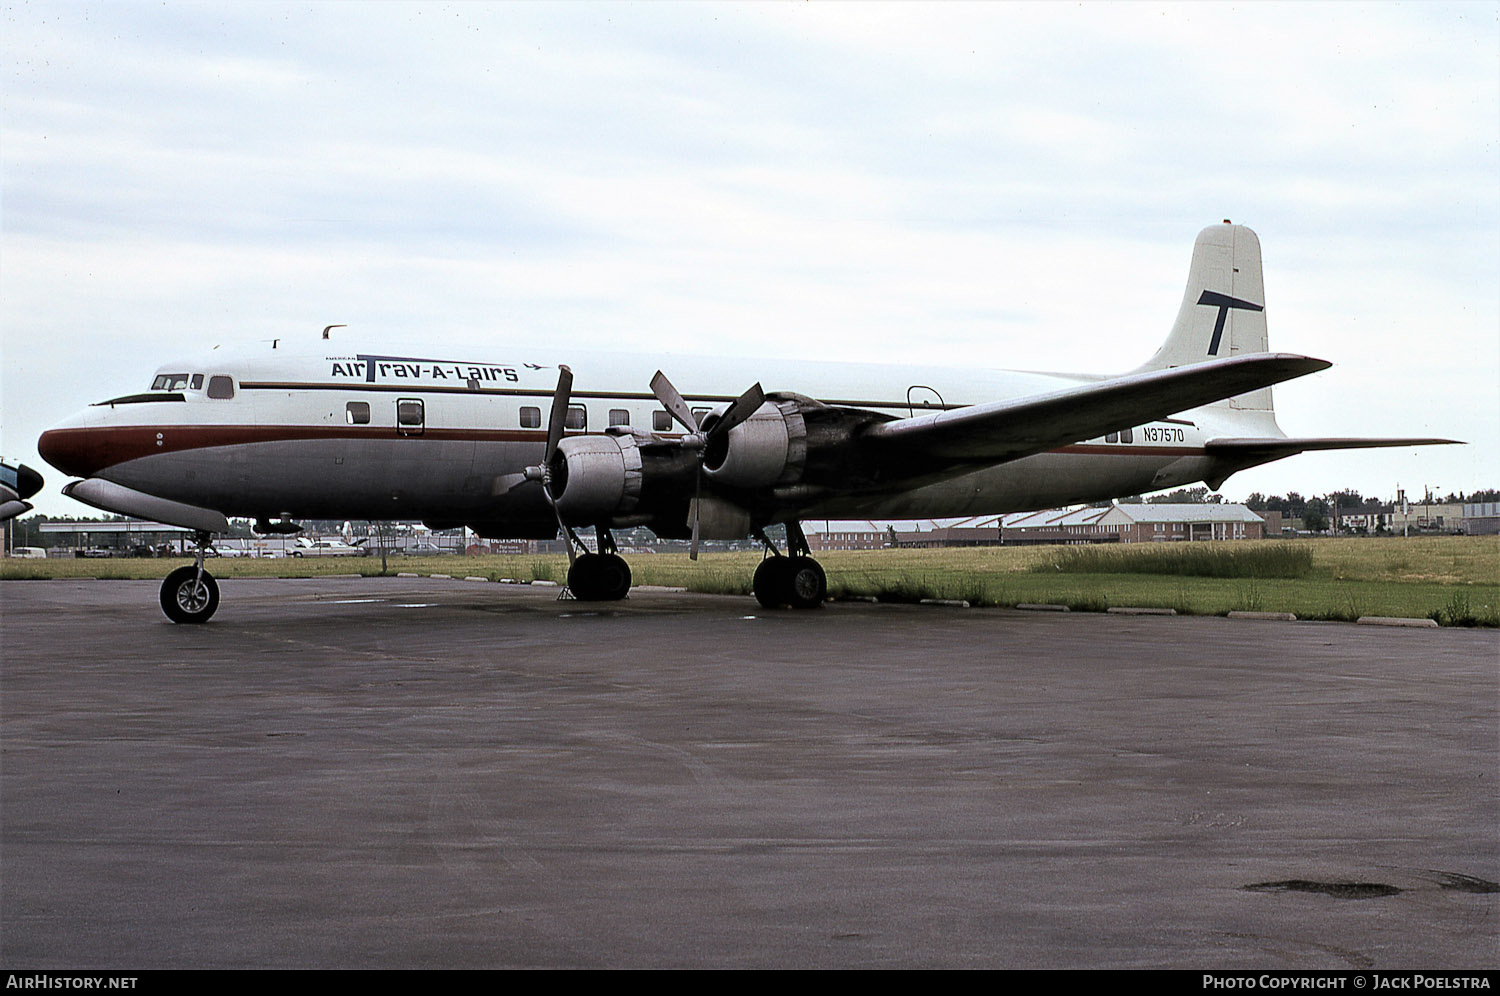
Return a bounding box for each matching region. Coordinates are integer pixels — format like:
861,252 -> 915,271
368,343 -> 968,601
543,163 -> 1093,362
27,222 -> 1456,622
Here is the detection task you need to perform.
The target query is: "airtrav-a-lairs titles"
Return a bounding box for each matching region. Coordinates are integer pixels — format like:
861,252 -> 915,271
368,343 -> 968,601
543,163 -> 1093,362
329,354 -> 522,384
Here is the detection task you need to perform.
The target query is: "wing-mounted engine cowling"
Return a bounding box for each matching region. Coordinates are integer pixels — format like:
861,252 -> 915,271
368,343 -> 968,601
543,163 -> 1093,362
548,433 -> 643,522
701,397 -> 808,490
547,431 -> 698,525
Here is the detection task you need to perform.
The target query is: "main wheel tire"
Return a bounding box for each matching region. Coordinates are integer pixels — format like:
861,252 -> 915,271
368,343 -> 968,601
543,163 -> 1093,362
752,557 -> 794,609
568,552 -> 632,601
783,556 -> 827,609
160,566 -> 220,624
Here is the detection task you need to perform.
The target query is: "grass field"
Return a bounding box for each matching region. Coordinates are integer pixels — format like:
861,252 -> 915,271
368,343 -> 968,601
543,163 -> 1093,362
4,536 -> 1497,626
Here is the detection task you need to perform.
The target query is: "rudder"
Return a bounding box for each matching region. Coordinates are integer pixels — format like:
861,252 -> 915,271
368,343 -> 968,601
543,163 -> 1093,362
1136,222 -> 1272,411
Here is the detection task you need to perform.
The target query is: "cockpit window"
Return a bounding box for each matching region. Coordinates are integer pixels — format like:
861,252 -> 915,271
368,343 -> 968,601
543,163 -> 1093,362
190,374 -> 204,390
152,373 -> 191,391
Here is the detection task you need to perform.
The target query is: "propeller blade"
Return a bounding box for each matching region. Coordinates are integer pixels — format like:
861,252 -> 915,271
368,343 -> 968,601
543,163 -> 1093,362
650,370 -> 700,433
705,383 -> 765,442
689,472 -> 702,561
490,472 -> 528,496
545,365 -> 574,462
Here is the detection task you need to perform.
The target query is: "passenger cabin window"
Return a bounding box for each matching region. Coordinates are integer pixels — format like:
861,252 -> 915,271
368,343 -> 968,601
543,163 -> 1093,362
653,410 -> 672,432
691,407 -> 710,424
152,373 -> 191,391
346,401 -> 371,425
519,406 -> 541,429
397,398 -> 425,436
609,409 -> 630,427
564,406 -> 586,431
206,376 -> 235,399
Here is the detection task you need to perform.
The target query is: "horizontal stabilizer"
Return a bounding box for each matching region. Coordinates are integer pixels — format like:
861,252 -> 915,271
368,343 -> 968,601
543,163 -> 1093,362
1205,436 -> 1463,460
1201,436 -> 1462,490
860,352 -> 1331,466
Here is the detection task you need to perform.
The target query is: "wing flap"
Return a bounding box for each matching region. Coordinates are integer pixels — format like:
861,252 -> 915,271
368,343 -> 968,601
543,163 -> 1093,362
859,353 -> 1331,465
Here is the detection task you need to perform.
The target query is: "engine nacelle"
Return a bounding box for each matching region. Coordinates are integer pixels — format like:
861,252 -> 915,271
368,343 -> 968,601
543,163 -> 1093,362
702,399 -> 807,490
548,433 -> 644,522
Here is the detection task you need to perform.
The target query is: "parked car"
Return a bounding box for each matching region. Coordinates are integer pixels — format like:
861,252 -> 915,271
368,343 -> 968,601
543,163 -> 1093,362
10,546 -> 48,559
401,542 -> 457,556
291,538 -> 370,557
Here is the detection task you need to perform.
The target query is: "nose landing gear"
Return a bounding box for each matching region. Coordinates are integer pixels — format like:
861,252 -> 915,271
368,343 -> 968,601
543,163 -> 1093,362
159,530 -> 220,623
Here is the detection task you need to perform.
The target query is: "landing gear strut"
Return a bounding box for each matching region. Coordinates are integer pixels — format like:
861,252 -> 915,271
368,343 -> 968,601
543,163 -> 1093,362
160,530 -> 219,624
565,525 -> 632,602
751,521 -> 826,610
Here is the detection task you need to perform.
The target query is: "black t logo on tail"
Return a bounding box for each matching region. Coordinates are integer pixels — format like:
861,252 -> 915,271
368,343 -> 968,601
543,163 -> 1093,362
1197,291 -> 1264,355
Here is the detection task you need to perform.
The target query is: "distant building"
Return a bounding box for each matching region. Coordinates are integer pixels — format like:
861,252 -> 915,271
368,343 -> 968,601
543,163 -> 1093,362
1461,502 -> 1500,536
1390,502 -> 1466,534
999,507 -> 1115,545
1095,504 -> 1266,543
1336,505 -> 1394,534
896,517 -> 1004,548
804,521 -> 893,551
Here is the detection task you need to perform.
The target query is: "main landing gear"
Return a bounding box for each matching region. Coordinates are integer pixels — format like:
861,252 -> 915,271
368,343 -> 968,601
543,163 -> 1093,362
751,521 -> 827,610
159,530 -> 220,624
564,525 -> 632,602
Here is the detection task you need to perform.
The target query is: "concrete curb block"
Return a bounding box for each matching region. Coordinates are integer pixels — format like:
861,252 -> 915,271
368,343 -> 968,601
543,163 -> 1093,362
464,576 -> 489,582
1358,616 -> 1439,628
1016,603 -> 1070,612
396,572 -> 419,578
531,580 -> 559,587
919,599 -> 970,608
1227,611 -> 1298,621
429,574 -> 452,579
1108,606 -> 1177,616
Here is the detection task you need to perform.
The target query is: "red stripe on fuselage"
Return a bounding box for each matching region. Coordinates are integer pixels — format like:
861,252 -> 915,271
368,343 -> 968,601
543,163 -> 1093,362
37,424 -> 549,478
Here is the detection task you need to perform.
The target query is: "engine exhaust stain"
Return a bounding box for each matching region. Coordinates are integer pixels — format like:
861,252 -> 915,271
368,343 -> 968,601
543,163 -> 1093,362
1435,872 -> 1500,894
1243,880 -> 1402,899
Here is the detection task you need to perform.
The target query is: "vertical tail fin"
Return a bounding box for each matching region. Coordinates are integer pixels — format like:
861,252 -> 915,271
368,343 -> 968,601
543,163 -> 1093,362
1136,222 -> 1273,411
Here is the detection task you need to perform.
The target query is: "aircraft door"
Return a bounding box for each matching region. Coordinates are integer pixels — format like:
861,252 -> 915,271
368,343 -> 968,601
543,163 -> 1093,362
396,398 -> 425,437
907,385 -> 945,418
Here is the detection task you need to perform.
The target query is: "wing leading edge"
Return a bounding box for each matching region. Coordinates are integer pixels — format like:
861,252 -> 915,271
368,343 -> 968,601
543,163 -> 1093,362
858,352 -> 1332,468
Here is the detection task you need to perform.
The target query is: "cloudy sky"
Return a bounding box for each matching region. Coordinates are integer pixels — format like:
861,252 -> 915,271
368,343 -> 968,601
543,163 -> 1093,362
3,1 -> 1496,516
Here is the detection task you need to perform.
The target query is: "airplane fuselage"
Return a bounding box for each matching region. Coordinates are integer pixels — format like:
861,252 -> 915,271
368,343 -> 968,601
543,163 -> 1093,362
40,342 -> 1244,534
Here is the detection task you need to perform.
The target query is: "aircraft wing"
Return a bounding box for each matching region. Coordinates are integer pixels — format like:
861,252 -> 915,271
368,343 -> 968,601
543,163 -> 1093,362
857,352 -> 1332,467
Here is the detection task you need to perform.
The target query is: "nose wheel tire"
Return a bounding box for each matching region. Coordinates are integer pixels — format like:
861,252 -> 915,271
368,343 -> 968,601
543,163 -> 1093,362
160,565 -> 220,624
567,552 -> 632,602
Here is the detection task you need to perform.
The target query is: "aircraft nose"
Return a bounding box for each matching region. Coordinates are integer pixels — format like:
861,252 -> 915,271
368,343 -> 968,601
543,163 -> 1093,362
13,463 -> 43,499
38,426 -> 111,478
0,461 -> 43,501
